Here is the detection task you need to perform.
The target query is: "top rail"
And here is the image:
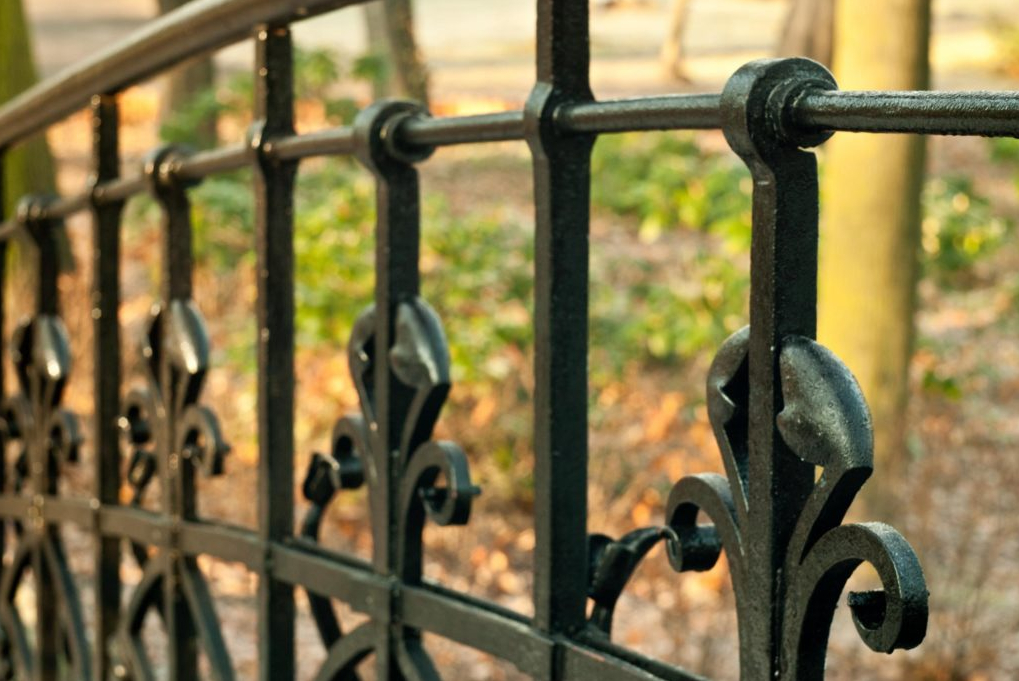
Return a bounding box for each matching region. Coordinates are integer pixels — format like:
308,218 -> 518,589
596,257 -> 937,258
792,90 -> 1019,137
0,0 -> 360,150
2,86 -> 1019,238
1,0 -> 1016,152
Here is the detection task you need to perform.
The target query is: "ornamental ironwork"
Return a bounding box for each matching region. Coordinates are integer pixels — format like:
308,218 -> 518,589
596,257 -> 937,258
0,1 -> 1014,680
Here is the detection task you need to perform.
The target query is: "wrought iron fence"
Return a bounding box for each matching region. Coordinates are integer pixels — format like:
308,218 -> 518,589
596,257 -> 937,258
0,0 -> 1016,679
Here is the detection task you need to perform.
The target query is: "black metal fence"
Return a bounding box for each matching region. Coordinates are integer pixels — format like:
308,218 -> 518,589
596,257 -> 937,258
0,0 -> 1016,679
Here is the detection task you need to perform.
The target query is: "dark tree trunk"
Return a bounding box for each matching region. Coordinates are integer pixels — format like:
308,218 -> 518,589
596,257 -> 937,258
777,0 -> 835,66
1,0 -> 72,273
1,0 -> 56,216
363,0 -> 430,106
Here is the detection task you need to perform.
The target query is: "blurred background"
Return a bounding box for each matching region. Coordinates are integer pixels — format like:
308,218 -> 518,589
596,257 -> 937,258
3,0 -> 1019,678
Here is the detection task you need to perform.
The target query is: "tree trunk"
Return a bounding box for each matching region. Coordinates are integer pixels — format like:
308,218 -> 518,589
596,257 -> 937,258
777,0 -> 836,66
659,0 -> 692,82
362,0 -> 430,106
0,0 -> 56,217
0,0 -> 73,276
817,0 -> 931,502
364,2 -> 393,101
157,0 -> 216,147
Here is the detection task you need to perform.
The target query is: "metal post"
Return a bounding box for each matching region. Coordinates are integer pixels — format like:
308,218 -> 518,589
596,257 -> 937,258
146,146 -> 200,680
22,198 -> 61,681
90,93 -> 123,681
719,57 -> 832,680
251,23 -> 297,681
525,0 -> 595,641
354,98 -> 432,681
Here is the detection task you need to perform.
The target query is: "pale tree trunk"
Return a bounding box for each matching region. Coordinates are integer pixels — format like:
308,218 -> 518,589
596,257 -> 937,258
157,0 -> 216,147
659,0 -> 692,82
777,0 -> 835,66
362,0 -> 430,106
817,0 -> 931,505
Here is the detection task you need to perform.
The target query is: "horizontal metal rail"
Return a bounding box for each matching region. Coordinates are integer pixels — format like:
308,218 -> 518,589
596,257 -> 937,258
2,88 -> 1017,238
793,89 -> 1019,137
0,0 -> 361,150
0,497 -> 702,681
555,94 -> 723,132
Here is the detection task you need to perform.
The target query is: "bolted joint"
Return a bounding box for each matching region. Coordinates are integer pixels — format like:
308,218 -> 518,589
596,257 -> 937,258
247,120 -> 269,162
246,119 -> 292,170
142,144 -> 198,200
523,81 -> 595,155
721,58 -> 837,165
15,194 -> 59,231
353,100 -> 434,173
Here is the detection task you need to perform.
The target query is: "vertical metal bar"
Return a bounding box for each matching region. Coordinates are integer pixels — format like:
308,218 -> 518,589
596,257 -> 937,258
251,23 -> 296,681
31,210 -> 60,318
353,99 -> 429,681
720,58 -> 835,680
89,93 -> 123,681
23,202 -> 61,681
376,142 -> 418,681
524,0 -> 595,640
0,148 -> 6,593
146,146 -> 200,680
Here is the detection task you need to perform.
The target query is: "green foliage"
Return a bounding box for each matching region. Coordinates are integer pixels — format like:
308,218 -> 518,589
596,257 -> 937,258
352,53 -> 389,88
159,88 -> 227,147
921,176 -> 1011,286
590,132 -> 752,366
592,133 -> 753,249
189,170 -> 256,264
423,197 -> 533,384
169,158 -> 530,381
160,46 -> 370,145
920,368 -> 962,400
990,137 -> 1019,166
292,161 -> 376,345
590,251 -> 748,373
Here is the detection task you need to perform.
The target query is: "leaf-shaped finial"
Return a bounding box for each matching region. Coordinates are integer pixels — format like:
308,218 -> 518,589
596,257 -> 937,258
12,317 -> 72,407
777,336 -> 872,470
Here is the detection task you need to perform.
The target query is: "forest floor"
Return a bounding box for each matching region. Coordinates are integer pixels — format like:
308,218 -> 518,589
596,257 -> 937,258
13,1 -> 1019,680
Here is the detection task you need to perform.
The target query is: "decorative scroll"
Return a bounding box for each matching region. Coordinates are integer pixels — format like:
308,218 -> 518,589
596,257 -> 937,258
300,299 -> 479,681
0,316 -> 90,681
586,329 -> 929,676
0,199 -> 91,681
110,146 -> 232,681
585,58 -> 929,680
112,301 -> 232,681
668,329 -> 929,669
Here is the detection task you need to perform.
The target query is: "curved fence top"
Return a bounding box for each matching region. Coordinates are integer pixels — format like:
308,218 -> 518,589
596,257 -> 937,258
0,0 -> 352,150
3,0 -> 1018,154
